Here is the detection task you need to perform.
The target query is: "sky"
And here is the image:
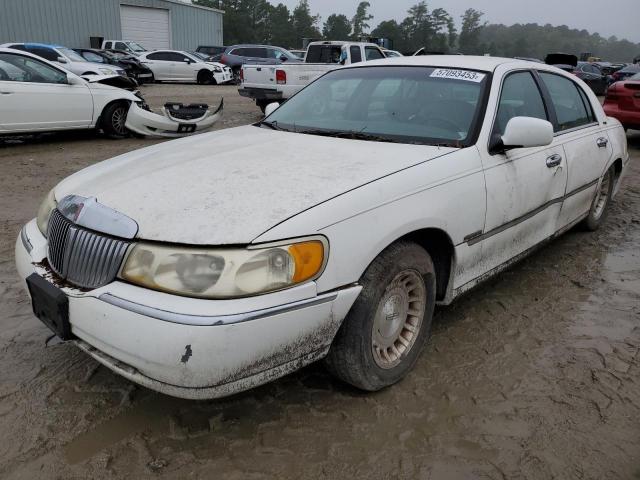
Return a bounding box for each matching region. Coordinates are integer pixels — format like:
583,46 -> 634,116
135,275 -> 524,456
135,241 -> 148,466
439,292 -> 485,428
275,0 -> 640,43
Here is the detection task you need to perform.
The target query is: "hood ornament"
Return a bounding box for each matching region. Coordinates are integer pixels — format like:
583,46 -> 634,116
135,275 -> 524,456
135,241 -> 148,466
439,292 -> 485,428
57,195 -> 138,239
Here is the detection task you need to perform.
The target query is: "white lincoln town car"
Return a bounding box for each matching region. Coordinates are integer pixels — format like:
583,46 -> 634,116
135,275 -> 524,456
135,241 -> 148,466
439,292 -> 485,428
16,56 -> 629,399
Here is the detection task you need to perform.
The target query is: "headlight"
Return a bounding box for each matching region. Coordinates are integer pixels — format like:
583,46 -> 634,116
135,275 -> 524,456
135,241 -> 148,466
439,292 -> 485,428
99,68 -> 115,75
36,189 -> 57,236
121,237 -> 327,298
214,66 -> 222,72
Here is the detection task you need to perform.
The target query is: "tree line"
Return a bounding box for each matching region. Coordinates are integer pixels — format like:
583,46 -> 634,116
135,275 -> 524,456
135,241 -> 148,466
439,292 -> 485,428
194,0 -> 640,61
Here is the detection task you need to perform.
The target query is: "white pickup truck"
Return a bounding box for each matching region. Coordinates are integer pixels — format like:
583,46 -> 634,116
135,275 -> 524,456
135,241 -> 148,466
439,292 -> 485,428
238,41 -> 387,112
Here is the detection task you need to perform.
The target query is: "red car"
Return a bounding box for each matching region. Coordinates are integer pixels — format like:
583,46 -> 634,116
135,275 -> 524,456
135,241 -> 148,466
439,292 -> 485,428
603,73 -> 640,131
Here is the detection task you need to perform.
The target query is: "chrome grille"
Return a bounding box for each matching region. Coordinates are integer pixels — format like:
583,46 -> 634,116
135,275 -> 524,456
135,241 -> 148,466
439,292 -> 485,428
47,209 -> 131,289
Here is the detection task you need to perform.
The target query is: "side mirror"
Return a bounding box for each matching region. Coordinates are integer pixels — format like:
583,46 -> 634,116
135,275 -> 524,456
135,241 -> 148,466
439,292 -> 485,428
57,57 -> 68,64
491,117 -> 554,154
67,74 -> 84,85
280,55 -> 288,62
264,102 -> 280,117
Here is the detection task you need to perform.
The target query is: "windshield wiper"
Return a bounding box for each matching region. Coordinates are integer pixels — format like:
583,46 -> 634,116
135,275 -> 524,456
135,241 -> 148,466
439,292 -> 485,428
259,120 -> 288,131
297,129 -> 401,143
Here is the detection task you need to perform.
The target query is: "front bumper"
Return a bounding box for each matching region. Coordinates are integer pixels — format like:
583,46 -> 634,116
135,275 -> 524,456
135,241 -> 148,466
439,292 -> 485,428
16,220 -> 361,399
125,100 -> 223,138
238,87 -> 283,101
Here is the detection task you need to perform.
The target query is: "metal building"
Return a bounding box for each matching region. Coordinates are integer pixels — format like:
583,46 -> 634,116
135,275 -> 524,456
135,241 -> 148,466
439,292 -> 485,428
0,0 -> 224,51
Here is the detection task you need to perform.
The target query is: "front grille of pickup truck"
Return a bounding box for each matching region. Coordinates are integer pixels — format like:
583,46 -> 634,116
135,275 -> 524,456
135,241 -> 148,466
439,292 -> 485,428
47,209 -> 131,289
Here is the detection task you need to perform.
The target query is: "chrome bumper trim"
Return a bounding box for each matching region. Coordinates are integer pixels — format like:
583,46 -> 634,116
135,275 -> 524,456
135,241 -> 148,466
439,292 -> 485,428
20,226 -> 33,254
98,290 -> 341,327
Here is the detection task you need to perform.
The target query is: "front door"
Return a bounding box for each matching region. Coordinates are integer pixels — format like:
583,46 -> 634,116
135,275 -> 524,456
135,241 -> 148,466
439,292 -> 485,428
477,70 -> 568,272
0,52 -> 93,132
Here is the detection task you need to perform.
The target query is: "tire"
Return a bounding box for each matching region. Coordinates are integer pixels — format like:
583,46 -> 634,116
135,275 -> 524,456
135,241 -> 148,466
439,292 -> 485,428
582,164 -> 615,231
256,99 -> 270,114
325,241 -> 436,391
101,102 -> 129,139
197,70 -> 213,85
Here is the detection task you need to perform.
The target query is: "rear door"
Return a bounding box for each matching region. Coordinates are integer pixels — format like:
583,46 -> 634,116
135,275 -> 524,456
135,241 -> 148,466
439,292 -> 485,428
170,52 -> 197,80
0,52 -> 93,132
537,71 -> 612,228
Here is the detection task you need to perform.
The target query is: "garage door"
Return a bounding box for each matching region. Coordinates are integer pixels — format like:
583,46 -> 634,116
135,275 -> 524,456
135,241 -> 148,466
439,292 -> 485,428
120,5 -> 170,50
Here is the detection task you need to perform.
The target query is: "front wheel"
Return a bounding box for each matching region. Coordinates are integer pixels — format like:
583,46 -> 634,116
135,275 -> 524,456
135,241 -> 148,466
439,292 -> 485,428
197,70 -> 213,85
325,241 -> 436,391
101,102 -> 129,139
582,164 -> 615,231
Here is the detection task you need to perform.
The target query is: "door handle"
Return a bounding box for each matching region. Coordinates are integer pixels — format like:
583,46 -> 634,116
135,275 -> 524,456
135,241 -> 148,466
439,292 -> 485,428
546,154 -> 562,168
596,137 -> 608,148
0,91 -> 13,95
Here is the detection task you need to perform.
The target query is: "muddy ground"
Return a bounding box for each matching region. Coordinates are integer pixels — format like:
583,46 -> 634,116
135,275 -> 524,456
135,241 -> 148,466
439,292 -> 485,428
0,83 -> 639,479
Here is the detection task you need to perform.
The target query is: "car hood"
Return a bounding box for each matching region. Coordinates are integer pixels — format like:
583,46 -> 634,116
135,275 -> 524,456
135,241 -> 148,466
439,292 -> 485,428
54,126 -> 456,245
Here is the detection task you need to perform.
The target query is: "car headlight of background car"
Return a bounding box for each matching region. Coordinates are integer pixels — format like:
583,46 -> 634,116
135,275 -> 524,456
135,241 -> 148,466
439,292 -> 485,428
36,189 -> 57,237
213,66 -> 222,72
121,237 -> 327,298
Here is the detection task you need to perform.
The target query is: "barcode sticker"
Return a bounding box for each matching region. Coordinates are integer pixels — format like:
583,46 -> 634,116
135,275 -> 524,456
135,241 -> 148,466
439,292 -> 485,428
430,69 -> 486,82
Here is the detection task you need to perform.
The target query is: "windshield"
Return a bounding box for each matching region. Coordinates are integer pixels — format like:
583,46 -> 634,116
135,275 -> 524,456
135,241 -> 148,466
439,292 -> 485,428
263,66 -> 489,147
630,73 -> 640,80
127,42 -> 146,52
58,48 -> 85,62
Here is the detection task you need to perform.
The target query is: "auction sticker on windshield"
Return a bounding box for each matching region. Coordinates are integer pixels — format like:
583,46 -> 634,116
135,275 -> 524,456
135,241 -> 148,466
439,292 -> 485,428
430,69 -> 486,82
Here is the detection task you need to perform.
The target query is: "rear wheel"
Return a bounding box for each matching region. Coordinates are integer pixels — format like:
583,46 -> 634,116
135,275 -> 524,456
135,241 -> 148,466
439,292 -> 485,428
582,164 -> 615,231
197,70 -> 213,85
101,102 -> 129,139
325,241 -> 436,391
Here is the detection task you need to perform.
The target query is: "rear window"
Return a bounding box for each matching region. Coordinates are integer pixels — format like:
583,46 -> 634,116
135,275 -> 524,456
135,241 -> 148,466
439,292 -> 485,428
306,45 -> 342,64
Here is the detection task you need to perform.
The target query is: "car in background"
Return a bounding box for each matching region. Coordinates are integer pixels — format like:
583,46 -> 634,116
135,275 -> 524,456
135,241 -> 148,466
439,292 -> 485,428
218,44 -> 302,79
610,64 -> 640,84
137,50 -> 232,84
101,40 -> 147,56
573,61 -> 608,95
1,43 -> 125,77
196,45 -> 226,60
0,47 -> 140,137
289,49 -> 306,60
74,48 -> 154,84
239,41 -> 386,112
603,72 -> 640,131
382,49 -> 403,57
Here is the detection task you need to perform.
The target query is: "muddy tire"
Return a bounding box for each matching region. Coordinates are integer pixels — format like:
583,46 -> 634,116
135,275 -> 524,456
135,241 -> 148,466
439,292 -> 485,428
256,99 -> 270,114
325,241 -> 436,391
582,165 -> 615,231
197,70 -> 213,85
101,102 -> 129,139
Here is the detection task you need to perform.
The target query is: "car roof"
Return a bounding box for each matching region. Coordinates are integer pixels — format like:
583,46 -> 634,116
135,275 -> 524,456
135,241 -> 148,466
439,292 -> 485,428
347,55 -> 545,73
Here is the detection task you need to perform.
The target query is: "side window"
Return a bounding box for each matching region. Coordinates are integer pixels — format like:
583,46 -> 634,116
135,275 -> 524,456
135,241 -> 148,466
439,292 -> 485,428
27,47 -> 59,62
267,48 -> 282,59
365,47 -> 385,61
494,71 -> 548,136
147,52 -> 170,61
105,42 -> 113,49
115,42 -> 127,51
0,53 -> 67,84
168,52 -> 189,62
82,52 -> 105,63
576,84 -> 596,123
230,48 -> 246,56
252,48 -> 268,58
350,46 -> 362,64
539,72 -> 594,132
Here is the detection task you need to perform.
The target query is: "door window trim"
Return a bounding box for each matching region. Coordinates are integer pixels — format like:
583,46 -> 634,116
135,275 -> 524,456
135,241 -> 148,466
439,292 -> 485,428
534,70 -> 600,136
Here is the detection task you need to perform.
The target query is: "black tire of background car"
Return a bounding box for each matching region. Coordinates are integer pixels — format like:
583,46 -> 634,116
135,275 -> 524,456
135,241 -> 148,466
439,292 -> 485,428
256,99 -> 270,114
197,70 -> 214,85
325,241 -> 436,391
101,102 -> 129,139
582,164 -> 615,231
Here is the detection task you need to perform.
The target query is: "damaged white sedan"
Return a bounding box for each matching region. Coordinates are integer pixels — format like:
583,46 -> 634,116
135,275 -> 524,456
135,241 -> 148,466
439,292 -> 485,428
17,56 -> 629,399
0,47 -> 223,139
